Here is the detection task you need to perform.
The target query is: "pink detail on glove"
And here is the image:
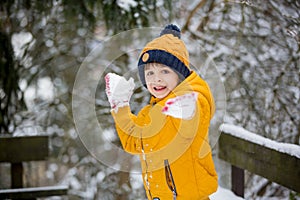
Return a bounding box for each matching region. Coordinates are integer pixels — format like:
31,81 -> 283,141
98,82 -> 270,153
162,106 -> 168,112
105,75 -> 110,95
105,74 -> 117,109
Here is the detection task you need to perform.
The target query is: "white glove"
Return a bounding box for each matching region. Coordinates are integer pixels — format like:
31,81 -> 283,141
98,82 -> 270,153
105,73 -> 135,112
162,92 -> 198,120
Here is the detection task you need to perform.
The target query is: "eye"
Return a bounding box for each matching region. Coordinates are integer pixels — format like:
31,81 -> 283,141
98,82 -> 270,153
161,69 -> 170,74
146,71 -> 154,76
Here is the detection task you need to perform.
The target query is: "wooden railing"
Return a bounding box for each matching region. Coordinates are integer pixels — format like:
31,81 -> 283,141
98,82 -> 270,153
0,135 -> 68,199
218,124 -> 300,197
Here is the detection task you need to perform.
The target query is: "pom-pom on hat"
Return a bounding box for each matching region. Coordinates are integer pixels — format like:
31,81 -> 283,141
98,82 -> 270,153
138,24 -> 190,87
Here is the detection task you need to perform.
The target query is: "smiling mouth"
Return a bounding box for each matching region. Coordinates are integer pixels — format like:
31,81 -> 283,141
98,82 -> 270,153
154,86 -> 167,91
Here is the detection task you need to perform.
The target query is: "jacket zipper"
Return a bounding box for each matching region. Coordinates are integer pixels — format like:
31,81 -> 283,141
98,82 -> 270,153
164,159 -> 177,200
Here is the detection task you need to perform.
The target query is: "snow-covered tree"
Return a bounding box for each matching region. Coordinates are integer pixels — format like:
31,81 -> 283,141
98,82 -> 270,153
1,0 -> 299,199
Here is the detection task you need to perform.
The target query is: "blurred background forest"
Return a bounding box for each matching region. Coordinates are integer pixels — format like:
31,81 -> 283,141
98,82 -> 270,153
0,0 -> 299,199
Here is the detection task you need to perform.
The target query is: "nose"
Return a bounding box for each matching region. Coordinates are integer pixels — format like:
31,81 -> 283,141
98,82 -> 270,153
153,74 -> 162,82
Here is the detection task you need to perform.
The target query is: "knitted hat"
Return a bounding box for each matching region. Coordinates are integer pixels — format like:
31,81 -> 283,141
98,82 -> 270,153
138,24 -> 190,87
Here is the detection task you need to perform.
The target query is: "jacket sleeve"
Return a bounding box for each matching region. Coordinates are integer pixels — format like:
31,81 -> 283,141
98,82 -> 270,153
111,105 -> 167,154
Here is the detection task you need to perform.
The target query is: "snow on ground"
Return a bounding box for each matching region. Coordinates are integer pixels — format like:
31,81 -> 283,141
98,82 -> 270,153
220,123 -> 300,158
210,186 -> 244,200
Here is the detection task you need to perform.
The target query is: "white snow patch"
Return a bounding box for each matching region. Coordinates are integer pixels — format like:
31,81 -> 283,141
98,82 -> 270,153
220,124 -> 300,159
11,32 -> 33,58
117,0 -> 138,12
24,76 -> 55,109
210,186 -> 244,200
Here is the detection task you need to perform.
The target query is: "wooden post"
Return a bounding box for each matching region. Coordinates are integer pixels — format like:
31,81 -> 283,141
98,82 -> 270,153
232,165 -> 244,197
11,163 -> 23,188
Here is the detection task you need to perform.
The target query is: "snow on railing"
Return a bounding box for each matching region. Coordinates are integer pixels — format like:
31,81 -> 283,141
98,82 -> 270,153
220,123 -> 300,159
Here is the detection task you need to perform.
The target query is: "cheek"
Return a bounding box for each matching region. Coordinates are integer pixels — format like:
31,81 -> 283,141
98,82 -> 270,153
146,82 -> 151,89
169,82 -> 177,90
167,77 -> 179,89
145,76 -> 154,84
145,83 -> 154,93
145,77 -> 151,85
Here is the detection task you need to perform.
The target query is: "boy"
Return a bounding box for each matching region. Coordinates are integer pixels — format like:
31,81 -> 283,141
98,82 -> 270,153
105,24 -> 218,200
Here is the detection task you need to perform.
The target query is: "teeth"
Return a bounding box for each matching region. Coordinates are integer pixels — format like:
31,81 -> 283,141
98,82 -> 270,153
154,86 -> 166,90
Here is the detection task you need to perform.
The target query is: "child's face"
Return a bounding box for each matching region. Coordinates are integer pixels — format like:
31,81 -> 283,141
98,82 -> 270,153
144,63 -> 180,99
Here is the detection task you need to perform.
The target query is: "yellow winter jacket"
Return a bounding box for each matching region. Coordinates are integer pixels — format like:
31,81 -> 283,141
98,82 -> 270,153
112,71 -> 218,200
